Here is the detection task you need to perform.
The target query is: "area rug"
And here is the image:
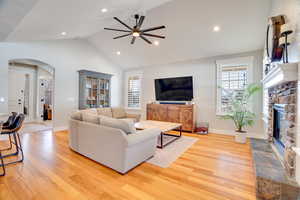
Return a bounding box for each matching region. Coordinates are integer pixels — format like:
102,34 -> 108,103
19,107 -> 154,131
20,122 -> 53,134
146,136 -> 198,168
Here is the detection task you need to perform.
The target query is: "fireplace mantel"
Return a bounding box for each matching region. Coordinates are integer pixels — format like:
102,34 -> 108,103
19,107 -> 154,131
262,63 -> 299,88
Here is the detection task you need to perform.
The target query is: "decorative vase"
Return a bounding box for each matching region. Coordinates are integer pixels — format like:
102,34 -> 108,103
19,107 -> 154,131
235,131 -> 247,144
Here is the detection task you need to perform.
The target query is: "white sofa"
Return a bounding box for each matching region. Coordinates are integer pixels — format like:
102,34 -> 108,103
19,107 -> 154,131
82,107 -> 141,122
69,109 -> 160,174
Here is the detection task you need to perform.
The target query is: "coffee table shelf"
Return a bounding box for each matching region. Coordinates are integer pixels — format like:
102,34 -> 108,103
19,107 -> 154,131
135,120 -> 182,148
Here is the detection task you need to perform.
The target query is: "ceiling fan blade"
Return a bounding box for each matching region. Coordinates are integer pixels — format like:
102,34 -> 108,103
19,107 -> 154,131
140,36 -> 152,44
114,17 -> 133,30
131,37 -> 136,44
142,33 -> 165,39
104,28 -> 131,33
137,16 -> 145,28
141,25 -> 166,33
113,33 -> 131,39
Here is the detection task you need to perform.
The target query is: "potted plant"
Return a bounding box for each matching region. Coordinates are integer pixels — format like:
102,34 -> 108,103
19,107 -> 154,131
220,83 -> 261,143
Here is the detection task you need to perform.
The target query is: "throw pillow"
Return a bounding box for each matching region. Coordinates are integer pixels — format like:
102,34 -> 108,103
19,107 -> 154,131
82,108 -> 98,115
100,116 -> 136,134
70,111 -> 82,121
111,107 -> 126,119
82,113 -> 100,124
97,108 -> 113,117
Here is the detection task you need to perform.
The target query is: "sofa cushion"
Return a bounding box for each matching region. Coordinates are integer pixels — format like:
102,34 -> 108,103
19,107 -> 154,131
70,111 -> 82,121
82,113 -> 100,124
100,116 -> 136,134
97,108 -> 113,117
111,107 -> 127,119
81,108 -> 98,115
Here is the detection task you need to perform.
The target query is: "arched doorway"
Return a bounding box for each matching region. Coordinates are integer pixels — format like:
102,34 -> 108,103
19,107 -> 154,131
8,59 -> 55,132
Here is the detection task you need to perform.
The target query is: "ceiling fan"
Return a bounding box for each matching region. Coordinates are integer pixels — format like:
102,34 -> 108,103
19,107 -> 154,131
104,14 -> 166,45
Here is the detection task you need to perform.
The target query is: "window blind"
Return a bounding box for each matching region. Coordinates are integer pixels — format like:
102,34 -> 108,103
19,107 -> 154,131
128,76 -> 140,108
220,65 -> 248,113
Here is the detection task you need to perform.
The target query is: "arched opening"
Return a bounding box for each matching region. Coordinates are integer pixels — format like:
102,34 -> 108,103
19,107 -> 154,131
8,59 -> 55,132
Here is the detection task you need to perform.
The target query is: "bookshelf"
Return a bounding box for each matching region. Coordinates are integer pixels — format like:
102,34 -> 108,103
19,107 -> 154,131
78,70 -> 112,109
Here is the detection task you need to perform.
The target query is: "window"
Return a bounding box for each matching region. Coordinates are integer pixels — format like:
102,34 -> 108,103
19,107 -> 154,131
125,71 -> 142,109
220,66 -> 248,113
216,57 -> 253,115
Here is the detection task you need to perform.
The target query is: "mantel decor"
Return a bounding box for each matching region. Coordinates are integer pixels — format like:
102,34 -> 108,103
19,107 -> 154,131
279,23 -> 294,63
266,15 -> 285,63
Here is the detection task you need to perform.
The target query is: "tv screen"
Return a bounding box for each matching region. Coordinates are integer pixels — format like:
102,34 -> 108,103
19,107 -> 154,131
155,76 -> 193,101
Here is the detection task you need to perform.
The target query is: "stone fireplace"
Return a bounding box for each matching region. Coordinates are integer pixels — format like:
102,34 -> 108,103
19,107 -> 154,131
267,81 -> 297,178
254,62 -> 300,199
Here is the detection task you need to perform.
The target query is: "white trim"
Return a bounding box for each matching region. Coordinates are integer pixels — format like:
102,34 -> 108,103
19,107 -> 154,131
124,70 -> 143,110
209,128 -> 267,139
216,56 -> 254,115
261,62 -> 298,88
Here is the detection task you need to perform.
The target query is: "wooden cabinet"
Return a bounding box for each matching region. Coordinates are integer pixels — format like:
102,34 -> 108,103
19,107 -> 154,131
147,104 -> 195,132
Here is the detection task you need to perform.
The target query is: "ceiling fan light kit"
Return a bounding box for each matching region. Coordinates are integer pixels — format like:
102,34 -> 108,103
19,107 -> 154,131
104,14 -> 166,45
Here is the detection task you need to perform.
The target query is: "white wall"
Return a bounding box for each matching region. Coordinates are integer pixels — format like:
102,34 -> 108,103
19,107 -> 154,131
126,50 -> 264,138
270,0 -> 300,62
0,39 -> 123,130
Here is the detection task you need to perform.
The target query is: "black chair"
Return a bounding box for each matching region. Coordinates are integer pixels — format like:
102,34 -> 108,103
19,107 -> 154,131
0,151 -> 5,176
1,112 -> 17,151
0,113 -> 25,166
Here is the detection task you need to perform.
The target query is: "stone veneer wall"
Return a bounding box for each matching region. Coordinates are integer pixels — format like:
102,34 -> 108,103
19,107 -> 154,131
268,81 -> 297,177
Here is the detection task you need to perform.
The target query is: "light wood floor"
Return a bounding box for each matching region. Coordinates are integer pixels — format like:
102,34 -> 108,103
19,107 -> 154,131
0,131 -> 256,200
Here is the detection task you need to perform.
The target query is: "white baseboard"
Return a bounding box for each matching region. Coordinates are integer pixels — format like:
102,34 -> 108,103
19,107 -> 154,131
209,128 -> 268,139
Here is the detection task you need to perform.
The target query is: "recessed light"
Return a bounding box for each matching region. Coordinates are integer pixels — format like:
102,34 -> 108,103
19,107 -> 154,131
61,32 -> 67,36
116,51 -> 121,55
101,8 -> 108,13
154,41 -> 160,46
213,26 -> 220,32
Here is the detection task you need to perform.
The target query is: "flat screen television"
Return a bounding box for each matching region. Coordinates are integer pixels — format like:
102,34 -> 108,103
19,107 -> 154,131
155,76 -> 193,101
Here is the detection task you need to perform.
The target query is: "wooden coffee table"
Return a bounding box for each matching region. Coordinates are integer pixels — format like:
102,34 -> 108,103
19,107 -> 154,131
135,120 -> 182,148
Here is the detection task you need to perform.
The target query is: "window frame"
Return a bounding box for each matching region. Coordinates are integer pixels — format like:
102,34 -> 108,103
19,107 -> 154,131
216,56 -> 254,116
125,71 -> 142,110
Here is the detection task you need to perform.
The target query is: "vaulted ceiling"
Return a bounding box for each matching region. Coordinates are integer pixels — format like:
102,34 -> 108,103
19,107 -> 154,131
1,0 -> 271,69
2,0 -> 172,41
0,0 -> 38,40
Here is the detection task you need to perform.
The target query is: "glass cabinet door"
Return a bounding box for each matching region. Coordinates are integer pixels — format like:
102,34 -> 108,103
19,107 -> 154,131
85,77 -> 99,108
78,70 -> 111,110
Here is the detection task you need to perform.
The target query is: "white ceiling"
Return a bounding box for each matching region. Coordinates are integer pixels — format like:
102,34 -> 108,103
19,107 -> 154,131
0,0 -> 38,40
89,0 -> 271,69
2,0 -> 271,69
5,0 -> 172,41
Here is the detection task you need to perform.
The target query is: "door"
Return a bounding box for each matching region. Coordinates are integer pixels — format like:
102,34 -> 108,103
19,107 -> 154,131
167,105 -> 180,123
180,106 -> 193,131
8,71 -> 26,114
147,104 -> 167,121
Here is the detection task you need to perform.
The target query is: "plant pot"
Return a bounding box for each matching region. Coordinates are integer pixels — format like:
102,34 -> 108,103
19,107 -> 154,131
235,131 -> 247,144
